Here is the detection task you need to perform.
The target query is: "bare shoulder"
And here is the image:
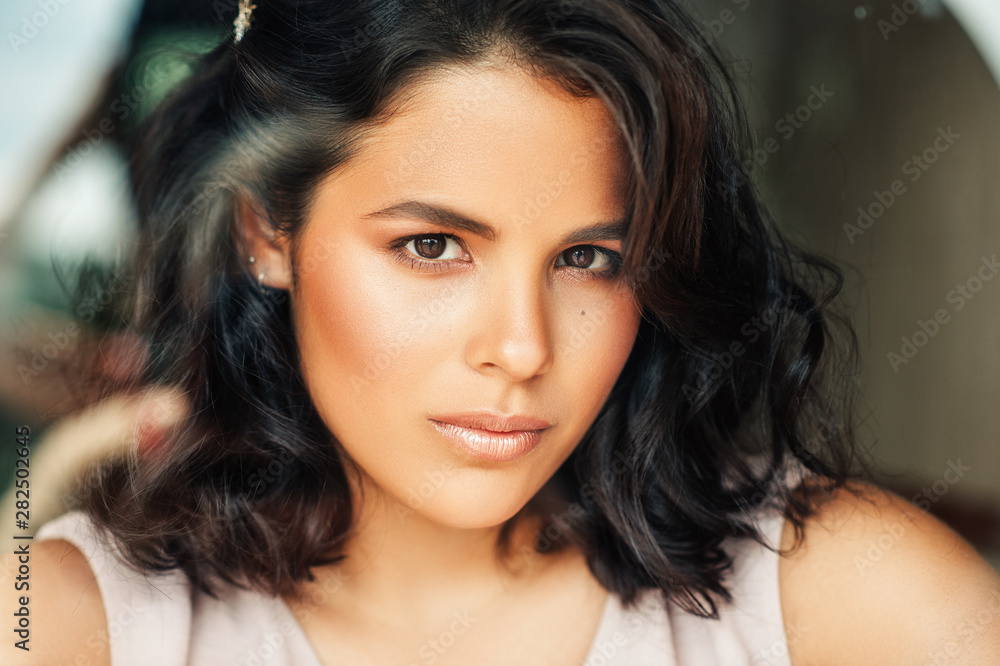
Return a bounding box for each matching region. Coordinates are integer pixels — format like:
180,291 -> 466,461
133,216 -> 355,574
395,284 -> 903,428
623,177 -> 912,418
777,480 -> 1000,666
0,539 -> 110,666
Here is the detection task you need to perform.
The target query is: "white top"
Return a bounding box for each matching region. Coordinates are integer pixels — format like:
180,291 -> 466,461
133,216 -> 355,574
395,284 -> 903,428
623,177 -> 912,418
36,507 -> 792,665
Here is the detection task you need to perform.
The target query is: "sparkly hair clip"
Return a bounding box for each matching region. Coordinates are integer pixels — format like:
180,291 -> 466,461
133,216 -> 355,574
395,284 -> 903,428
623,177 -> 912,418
233,0 -> 257,43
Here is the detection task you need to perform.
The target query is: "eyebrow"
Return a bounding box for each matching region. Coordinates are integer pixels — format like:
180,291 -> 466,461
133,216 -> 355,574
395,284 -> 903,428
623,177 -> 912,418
359,200 -> 627,245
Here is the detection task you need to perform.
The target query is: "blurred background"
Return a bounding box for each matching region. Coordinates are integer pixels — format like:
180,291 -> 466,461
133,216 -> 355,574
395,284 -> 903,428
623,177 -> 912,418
0,0 -> 998,572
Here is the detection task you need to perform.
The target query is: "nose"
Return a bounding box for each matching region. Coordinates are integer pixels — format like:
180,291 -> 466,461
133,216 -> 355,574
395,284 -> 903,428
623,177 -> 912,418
464,270 -> 554,382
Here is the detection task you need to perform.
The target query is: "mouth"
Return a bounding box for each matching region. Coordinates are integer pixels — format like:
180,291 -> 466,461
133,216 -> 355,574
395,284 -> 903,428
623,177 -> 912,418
428,412 -> 552,463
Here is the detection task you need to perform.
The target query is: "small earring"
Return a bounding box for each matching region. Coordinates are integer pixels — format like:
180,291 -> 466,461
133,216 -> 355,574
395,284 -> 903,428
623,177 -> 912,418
248,256 -> 266,289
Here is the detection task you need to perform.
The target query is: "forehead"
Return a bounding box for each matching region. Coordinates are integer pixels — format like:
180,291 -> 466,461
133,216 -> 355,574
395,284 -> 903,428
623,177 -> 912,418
313,63 -> 629,235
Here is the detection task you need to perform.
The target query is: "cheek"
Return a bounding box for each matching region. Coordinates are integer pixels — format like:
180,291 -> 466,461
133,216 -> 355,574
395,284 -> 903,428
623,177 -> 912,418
291,236 -> 458,424
555,288 -> 640,399
560,306 -> 639,455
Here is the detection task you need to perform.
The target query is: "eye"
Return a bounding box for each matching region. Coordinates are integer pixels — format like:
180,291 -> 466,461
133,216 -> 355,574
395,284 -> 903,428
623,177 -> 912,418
388,233 -> 470,273
559,246 -> 605,269
400,234 -> 461,261
555,245 -> 622,279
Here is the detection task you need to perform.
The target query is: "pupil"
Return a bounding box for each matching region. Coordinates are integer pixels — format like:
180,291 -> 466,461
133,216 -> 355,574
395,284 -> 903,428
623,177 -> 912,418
416,236 -> 445,259
569,246 -> 594,268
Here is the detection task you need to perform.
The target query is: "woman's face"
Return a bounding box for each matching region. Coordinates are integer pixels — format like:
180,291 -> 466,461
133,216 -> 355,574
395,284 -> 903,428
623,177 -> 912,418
288,63 -> 642,529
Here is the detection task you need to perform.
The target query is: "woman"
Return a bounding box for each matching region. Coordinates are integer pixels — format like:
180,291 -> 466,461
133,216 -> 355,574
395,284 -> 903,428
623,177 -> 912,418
5,0 -> 999,664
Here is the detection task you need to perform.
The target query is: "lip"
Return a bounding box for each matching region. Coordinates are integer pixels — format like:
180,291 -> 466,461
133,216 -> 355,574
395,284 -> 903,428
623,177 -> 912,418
430,412 -> 552,432
428,412 -> 552,463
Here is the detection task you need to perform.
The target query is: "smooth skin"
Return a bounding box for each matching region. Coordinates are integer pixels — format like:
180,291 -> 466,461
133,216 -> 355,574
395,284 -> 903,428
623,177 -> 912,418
4,61 -> 999,665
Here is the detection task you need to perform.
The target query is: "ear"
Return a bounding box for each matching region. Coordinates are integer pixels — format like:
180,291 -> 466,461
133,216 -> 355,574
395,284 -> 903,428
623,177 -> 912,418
234,195 -> 294,291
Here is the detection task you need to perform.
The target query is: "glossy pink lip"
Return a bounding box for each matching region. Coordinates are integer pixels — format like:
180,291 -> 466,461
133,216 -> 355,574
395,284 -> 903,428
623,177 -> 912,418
428,412 -> 552,463
430,412 -> 552,432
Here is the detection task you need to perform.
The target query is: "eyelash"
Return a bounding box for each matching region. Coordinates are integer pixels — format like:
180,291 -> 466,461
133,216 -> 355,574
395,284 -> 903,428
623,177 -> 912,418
388,233 -> 624,281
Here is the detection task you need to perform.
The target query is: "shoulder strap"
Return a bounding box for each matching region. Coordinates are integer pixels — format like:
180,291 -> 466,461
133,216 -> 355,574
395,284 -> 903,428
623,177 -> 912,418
36,511 -> 193,666
722,505 -> 794,666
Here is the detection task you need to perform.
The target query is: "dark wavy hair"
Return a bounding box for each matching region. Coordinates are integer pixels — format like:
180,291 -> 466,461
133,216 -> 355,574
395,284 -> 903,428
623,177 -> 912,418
65,0 -> 871,619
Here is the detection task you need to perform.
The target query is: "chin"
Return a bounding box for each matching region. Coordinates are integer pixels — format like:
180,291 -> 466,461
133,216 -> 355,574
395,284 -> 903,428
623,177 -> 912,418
391,470 -> 539,531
